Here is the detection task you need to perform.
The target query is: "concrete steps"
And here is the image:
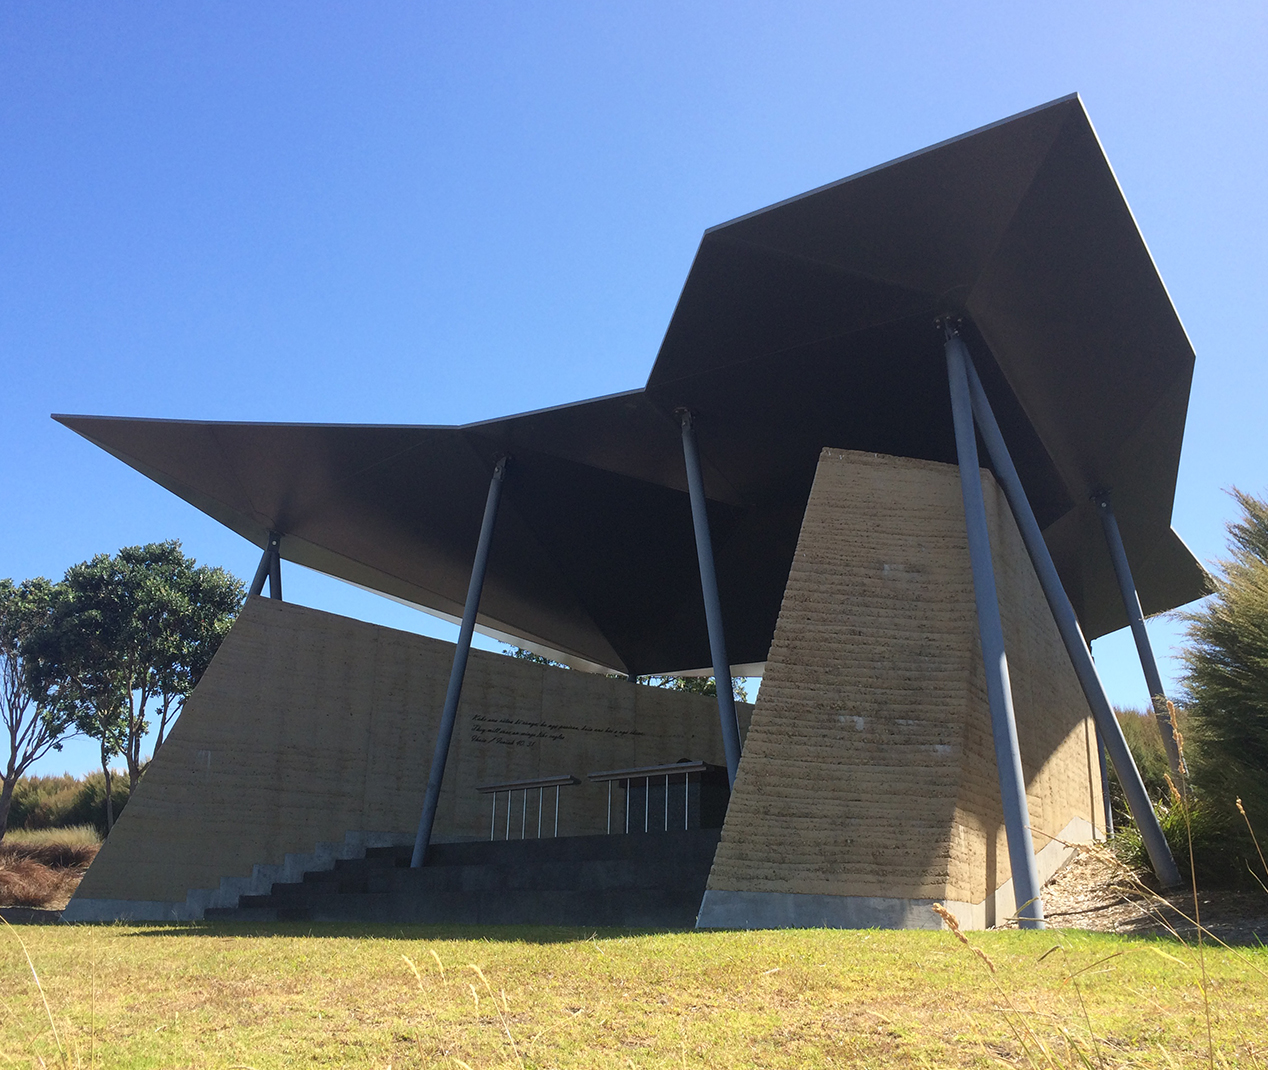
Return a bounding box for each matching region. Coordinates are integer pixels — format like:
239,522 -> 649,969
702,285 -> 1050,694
204,829 -> 722,928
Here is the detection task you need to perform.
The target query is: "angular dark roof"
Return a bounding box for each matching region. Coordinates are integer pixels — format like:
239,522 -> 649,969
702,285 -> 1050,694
56,94 -> 1205,676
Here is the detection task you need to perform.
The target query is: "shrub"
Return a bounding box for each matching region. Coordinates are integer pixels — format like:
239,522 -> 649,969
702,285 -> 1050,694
1179,488 -> 1268,832
1112,794 -> 1255,888
1107,706 -> 1175,826
4,771 -> 131,836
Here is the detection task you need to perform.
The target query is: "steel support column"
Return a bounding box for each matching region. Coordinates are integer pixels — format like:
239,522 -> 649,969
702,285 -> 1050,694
248,532 -> 282,600
945,329 -> 1045,928
961,350 -> 1182,887
679,410 -> 743,787
411,456 -> 508,868
1097,728 -> 1114,837
1094,491 -> 1186,786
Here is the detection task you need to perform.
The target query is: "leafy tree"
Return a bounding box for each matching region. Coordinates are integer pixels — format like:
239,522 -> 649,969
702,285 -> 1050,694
0,577 -> 76,841
24,574 -> 131,830
1180,488 -> 1268,832
25,542 -> 244,829
137,544 -> 244,750
638,674 -> 750,703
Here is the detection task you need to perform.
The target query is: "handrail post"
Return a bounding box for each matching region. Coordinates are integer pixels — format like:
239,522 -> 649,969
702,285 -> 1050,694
960,344 -> 1180,887
945,325 -> 1045,928
411,456 -> 508,868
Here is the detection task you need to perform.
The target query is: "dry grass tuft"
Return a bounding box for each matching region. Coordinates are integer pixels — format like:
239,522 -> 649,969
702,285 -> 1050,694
0,858 -> 86,908
0,827 -> 98,908
1,838 -> 99,871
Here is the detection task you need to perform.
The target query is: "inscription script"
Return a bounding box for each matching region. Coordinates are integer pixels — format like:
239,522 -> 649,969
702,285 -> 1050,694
469,713 -> 645,748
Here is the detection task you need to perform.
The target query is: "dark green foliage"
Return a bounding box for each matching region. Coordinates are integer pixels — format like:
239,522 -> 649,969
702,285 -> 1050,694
0,576 -> 77,840
1111,489 -> 1268,888
1102,707 -> 1255,887
639,674 -> 750,703
1112,795 -> 1256,888
1180,489 -> 1268,833
5,772 -> 132,837
25,541 -> 245,799
1106,706 -> 1177,825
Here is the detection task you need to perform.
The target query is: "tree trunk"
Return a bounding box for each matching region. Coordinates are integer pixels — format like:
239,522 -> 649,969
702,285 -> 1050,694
0,774 -> 15,844
128,687 -> 144,792
155,703 -> 169,752
101,752 -> 114,833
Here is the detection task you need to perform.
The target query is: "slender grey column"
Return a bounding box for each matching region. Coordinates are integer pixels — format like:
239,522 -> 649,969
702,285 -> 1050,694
945,331 -> 1045,928
962,351 -> 1182,887
1097,728 -> 1114,837
679,410 -> 742,787
411,456 -> 508,868
1094,492 -> 1186,786
247,535 -> 275,599
267,532 -> 282,600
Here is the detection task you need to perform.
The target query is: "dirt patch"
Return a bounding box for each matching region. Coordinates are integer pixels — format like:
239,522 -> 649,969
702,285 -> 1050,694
1042,844 -> 1268,946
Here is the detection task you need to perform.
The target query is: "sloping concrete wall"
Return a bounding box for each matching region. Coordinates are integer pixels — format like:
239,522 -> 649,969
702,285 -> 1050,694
699,448 -> 1102,929
69,597 -> 750,917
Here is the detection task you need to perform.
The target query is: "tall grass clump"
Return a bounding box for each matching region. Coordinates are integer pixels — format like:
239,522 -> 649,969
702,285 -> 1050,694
1113,792 -> 1247,887
1180,488 -> 1268,836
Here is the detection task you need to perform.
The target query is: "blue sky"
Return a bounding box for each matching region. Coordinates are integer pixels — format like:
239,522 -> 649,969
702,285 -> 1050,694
3,2 -> 1265,776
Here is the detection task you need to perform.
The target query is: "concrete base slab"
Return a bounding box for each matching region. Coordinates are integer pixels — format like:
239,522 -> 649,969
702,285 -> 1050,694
697,817 -> 1092,930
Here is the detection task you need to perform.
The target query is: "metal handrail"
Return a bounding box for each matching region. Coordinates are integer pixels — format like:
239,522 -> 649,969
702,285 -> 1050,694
478,774 -> 579,841
587,761 -> 719,834
587,761 -> 712,781
477,774 -> 581,793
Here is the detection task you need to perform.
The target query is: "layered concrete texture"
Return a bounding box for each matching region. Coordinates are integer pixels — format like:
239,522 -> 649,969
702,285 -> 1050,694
67,598 -> 750,921
699,449 -> 1103,931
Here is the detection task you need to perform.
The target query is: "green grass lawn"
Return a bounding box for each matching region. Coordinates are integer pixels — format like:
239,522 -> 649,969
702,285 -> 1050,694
2,921 -> 1264,1068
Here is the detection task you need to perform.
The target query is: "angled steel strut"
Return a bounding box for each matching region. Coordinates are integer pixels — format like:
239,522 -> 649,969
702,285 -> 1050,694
959,344 -> 1181,888
944,327 -> 1045,928
412,455 -> 508,868
1094,491 -> 1187,788
679,409 -> 743,788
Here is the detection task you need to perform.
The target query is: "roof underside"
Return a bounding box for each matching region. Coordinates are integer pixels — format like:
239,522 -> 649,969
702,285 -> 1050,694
57,94 -> 1207,675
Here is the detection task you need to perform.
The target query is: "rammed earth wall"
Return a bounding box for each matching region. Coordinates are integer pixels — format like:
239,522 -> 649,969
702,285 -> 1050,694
699,448 -> 1102,930
69,598 -> 750,917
